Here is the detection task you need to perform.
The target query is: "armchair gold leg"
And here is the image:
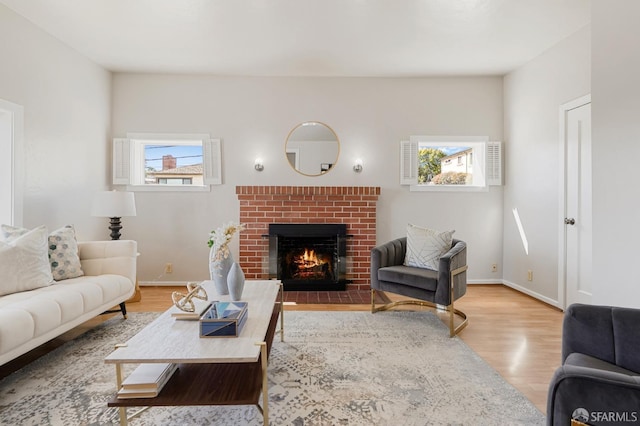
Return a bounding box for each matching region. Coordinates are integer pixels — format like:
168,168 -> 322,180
448,303 -> 468,337
371,289 -> 468,337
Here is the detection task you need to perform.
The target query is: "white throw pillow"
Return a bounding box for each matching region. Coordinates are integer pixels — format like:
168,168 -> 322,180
0,223 -> 28,241
0,225 -> 54,296
404,223 -> 455,271
1,224 -> 84,281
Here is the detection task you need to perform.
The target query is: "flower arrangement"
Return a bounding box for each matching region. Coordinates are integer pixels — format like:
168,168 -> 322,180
207,221 -> 245,265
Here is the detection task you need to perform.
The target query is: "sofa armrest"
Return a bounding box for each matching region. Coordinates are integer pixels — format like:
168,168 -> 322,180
370,238 -> 406,289
78,240 -> 137,285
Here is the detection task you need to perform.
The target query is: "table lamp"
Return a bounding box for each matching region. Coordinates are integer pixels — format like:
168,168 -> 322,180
91,190 -> 137,240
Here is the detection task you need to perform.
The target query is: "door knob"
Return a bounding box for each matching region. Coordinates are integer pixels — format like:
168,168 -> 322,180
564,218 -> 576,225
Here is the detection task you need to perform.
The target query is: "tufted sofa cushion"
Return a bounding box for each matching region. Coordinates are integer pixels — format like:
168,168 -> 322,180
0,240 -> 136,366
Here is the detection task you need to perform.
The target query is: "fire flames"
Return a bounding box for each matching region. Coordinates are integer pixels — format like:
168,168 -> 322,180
291,248 -> 331,280
299,249 -> 320,267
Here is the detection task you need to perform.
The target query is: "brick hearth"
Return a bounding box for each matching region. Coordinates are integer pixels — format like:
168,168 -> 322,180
236,186 -> 380,290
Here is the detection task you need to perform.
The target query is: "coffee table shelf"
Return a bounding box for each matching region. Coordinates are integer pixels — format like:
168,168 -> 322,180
105,280 -> 283,425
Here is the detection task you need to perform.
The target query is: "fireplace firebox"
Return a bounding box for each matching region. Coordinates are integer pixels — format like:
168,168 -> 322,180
268,224 -> 350,291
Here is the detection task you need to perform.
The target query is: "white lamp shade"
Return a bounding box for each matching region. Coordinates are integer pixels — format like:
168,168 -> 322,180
91,191 -> 137,218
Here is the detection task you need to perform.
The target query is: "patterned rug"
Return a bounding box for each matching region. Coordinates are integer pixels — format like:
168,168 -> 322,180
0,311 -> 545,425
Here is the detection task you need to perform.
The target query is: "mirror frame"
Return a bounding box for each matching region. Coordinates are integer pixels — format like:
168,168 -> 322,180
285,121 -> 340,177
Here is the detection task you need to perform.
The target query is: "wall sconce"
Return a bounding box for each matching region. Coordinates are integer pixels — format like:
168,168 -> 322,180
353,158 -> 363,173
254,158 -> 264,172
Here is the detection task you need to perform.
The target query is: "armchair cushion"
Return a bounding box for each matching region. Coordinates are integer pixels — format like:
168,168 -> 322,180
404,224 -> 455,271
565,353 -> 638,376
378,265 -> 438,292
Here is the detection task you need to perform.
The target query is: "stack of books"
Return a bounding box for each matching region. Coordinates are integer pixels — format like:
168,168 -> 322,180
116,363 -> 178,399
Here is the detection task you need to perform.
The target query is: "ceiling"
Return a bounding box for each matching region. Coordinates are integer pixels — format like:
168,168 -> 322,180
0,0 -> 590,77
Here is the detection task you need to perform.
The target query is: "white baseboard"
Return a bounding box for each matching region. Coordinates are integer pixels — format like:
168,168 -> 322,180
501,279 -> 562,309
139,281 -> 188,287
467,279 -> 501,285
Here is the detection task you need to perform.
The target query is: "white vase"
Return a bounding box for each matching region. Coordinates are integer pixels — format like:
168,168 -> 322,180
227,262 -> 245,301
210,248 -> 233,295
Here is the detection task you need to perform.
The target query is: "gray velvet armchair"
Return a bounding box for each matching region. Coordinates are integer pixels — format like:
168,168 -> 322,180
546,303 -> 640,426
370,237 -> 468,337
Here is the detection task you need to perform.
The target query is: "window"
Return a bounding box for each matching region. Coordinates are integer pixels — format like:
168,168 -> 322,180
141,143 -> 203,186
113,133 -> 221,191
400,136 -> 502,191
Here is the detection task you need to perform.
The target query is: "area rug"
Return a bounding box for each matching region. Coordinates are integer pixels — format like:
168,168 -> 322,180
0,311 -> 545,425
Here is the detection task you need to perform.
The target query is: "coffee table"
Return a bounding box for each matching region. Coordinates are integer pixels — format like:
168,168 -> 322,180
105,280 -> 283,426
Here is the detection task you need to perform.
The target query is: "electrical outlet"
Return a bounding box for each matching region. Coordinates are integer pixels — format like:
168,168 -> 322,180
527,270 -> 533,281
491,263 -> 497,272
165,263 -> 173,274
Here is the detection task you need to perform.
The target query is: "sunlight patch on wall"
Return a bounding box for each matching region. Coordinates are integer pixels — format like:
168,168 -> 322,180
512,207 -> 529,255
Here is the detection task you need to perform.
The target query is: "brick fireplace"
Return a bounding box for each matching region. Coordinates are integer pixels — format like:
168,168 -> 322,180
236,186 -> 380,290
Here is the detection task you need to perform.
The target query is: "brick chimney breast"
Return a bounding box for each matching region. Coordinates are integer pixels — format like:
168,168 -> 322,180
236,186 -> 380,290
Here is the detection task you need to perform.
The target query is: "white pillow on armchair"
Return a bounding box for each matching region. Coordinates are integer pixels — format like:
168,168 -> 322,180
404,223 -> 455,271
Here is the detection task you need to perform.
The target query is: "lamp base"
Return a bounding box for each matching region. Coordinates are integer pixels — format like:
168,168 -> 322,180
108,217 -> 122,240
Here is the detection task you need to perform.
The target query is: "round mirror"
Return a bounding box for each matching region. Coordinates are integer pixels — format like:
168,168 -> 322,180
285,121 -> 340,176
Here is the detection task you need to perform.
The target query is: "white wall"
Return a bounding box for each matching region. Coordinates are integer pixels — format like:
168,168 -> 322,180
591,1 -> 640,307
502,26 -> 591,305
0,5 -> 111,239
112,75 -> 504,283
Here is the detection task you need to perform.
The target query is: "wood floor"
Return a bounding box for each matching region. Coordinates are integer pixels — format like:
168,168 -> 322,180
0,284 -> 563,415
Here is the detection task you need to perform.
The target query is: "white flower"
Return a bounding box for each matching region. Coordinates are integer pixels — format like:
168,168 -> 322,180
208,221 -> 245,268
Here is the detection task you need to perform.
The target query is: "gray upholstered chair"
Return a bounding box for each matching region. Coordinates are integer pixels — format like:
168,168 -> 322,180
546,303 -> 640,426
370,237 -> 468,337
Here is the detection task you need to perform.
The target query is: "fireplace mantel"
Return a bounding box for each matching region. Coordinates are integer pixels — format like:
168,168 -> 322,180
236,186 -> 380,290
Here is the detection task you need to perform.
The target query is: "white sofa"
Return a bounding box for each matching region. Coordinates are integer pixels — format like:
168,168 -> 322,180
0,240 -> 137,366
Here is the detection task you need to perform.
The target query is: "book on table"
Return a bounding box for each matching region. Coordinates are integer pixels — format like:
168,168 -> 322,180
117,363 -> 177,399
170,298 -> 213,320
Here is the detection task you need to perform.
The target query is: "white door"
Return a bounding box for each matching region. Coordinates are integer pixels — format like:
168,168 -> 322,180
561,96 -> 592,308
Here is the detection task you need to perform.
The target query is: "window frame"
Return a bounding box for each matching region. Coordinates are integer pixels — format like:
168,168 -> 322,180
400,135 -> 501,192
113,133 -> 221,192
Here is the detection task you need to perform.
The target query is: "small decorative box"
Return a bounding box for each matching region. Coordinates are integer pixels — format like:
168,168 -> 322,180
199,301 -> 248,338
